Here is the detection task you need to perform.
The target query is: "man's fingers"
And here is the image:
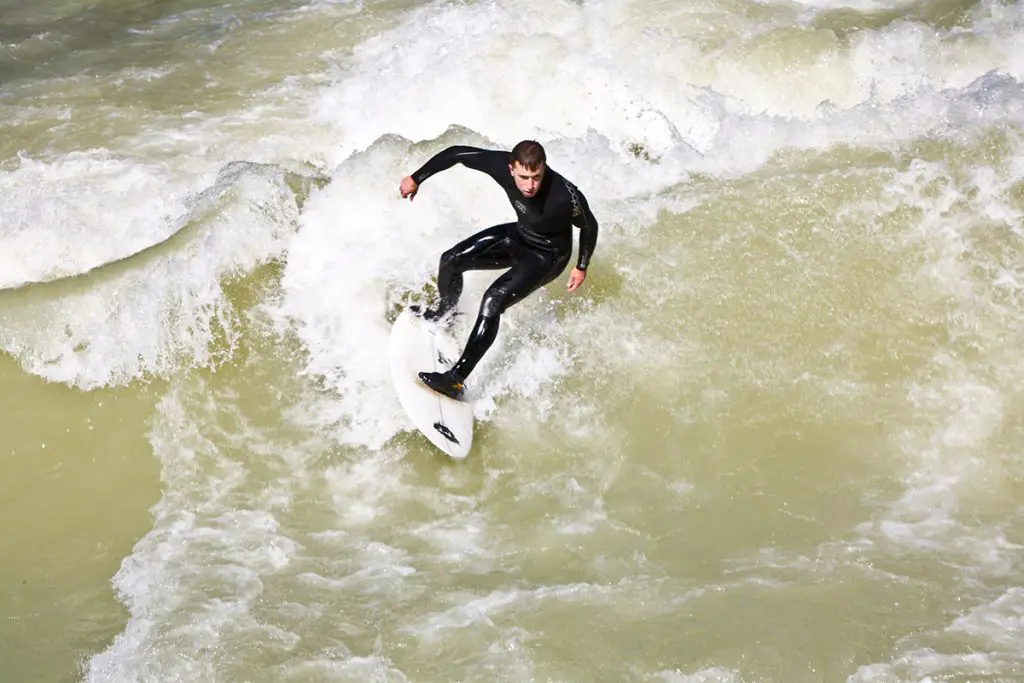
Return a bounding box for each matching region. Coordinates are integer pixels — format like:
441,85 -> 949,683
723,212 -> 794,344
567,269 -> 586,292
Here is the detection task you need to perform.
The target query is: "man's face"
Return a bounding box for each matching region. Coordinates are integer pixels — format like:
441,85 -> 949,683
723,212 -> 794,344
510,161 -> 545,198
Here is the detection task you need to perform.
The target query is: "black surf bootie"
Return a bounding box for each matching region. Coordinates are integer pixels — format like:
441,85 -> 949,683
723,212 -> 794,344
409,304 -> 460,329
418,369 -> 466,401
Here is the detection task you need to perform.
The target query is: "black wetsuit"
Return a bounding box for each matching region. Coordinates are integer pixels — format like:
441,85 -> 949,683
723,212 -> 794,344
411,145 -> 599,385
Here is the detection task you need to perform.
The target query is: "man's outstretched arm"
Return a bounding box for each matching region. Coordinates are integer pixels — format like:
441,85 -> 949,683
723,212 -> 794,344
400,146 -> 507,200
566,186 -> 598,291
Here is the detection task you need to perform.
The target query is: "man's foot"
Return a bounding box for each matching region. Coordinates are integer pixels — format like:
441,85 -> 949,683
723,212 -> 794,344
419,370 -> 466,401
409,304 -> 460,329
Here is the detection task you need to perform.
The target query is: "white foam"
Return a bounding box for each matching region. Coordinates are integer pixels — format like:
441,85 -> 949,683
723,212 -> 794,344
949,587 -> 1024,652
471,627 -> 537,681
279,652 -> 410,683
783,0 -> 915,9
403,582 -> 613,642
272,138 -> 435,449
296,541 -> 417,595
323,447 -> 413,526
4,0 -> 1022,394
309,0 -> 1023,163
0,151 -> 209,289
273,3 -> 1024,443
0,162 -> 298,389
647,667 -> 743,683
84,379 -> 313,683
851,366 -> 1020,575
846,126 -> 1024,560
850,588 -> 1024,682
405,507 -> 520,580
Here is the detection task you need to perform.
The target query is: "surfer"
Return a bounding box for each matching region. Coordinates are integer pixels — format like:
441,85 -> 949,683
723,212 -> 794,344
399,140 -> 599,400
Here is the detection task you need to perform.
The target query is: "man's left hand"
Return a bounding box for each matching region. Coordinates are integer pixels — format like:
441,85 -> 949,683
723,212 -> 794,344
567,267 -> 586,292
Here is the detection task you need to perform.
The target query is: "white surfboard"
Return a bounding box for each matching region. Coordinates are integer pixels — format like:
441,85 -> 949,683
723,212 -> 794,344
389,308 -> 473,459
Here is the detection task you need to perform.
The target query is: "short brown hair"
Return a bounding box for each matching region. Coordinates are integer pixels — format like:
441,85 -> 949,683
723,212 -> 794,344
510,140 -> 546,170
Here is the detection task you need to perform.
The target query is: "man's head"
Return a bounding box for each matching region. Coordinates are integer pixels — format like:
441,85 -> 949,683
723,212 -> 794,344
509,140 -> 546,198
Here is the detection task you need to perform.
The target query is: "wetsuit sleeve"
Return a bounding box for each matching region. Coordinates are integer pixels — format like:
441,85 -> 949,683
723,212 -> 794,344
572,188 -> 599,271
410,146 -> 508,186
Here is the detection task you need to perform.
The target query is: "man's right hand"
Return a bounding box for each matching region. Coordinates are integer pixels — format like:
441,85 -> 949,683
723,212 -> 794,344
399,176 -> 418,201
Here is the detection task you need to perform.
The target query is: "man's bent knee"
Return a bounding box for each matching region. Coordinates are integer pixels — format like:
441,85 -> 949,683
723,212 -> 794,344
439,247 -> 461,272
479,287 -> 512,318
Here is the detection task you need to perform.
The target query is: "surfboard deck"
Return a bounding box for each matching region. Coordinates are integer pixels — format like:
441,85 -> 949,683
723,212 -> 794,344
389,308 -> 473,459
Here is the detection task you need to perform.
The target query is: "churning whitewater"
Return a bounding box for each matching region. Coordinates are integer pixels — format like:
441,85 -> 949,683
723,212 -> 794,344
0,0 -> 1021,681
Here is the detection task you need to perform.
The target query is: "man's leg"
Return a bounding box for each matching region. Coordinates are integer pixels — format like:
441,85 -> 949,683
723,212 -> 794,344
431,222 -> 518,319
420,249 -> 570,399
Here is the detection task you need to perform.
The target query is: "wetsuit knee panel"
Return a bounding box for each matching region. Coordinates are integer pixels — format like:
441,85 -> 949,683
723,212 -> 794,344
479,287 -> 511,318
439,247 -> 461,271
